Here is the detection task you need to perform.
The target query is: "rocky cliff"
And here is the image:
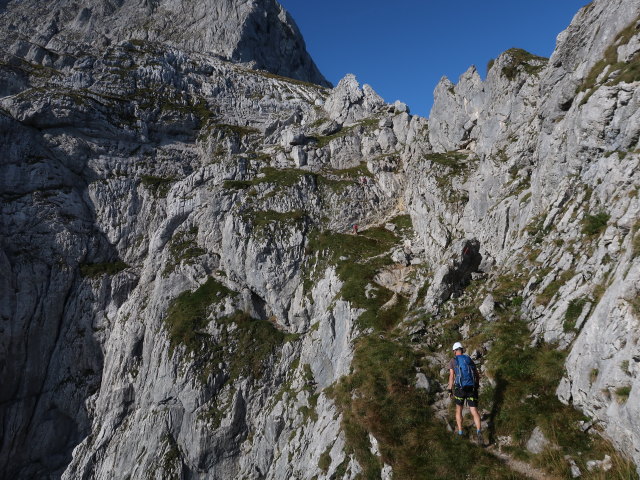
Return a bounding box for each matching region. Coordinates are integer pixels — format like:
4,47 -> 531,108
0,0 -> 639,479
0,0 -> 329,87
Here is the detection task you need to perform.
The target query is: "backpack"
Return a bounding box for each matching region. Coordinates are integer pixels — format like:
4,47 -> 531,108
454,355 -> 477,388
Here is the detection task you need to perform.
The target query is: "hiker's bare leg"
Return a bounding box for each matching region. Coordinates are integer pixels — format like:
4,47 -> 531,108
469,406 -> 481,431
455,404 -> 463,432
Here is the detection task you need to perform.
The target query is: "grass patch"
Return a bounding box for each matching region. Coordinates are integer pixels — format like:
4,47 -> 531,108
223,179 -> 253,190
448,270 -> 638,480
424,151 -> 467,171
537,269 -> 576,306
223,165 -> 369,196
491,273 -> 528,307
313,125 -> 356,148
564,298 -> 587,332
582,212 -> 610,236
615,386 -> 631,403
210,123 -> 258,138
224,167 -> 314,191
388,214 -> 414,236
501,48 -> 548,81
423,151 -> 470,201
313,118 -> 377,148
244,209 -> 307,231
140,174 -> 175,198
632,224 -> 640,258
621,360 -> 630,376
161,434 -> 181,472
251,69 -> 327,90
164,278 -> 235,354
80,260 -> 128,278
318,446 -> 332,473
325,161 -> 373,179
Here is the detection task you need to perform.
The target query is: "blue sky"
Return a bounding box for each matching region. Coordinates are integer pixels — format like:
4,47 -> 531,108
279,1 -> 589,117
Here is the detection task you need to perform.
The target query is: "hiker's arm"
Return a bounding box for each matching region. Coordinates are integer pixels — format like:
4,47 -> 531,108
448,369 -> 454,392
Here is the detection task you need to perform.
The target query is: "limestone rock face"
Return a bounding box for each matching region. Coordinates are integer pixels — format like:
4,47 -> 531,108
1,0 -> 640,477
323,74 -> 385,125
421,0 -> 640,470
0,0 -> 329,86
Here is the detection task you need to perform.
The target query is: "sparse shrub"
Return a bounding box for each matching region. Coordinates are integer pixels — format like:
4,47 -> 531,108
526,214 -> 550,244
389,214 -> 413,234
582,212 -> 610,236
590,368 -> 599,384
164,227 -> 206,276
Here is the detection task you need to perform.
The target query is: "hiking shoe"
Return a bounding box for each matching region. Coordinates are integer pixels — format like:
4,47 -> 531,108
476,431 -> 484,447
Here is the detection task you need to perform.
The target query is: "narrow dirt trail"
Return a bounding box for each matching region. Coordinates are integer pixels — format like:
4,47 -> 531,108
487,446 -> 560,480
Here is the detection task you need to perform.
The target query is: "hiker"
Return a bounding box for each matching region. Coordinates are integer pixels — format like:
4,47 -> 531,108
448,342 -> 484,445
353,224 -> 359,235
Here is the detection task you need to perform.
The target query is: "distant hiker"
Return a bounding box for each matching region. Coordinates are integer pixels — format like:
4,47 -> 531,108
353,224 -> 359,235
448,342 -> 484,445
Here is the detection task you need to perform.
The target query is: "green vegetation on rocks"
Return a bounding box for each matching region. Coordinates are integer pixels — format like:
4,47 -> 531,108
164,278 -> 235,353
424,151 -> 471,202
615,386 -> 631,403
330,319 -> 520,480
164,278 -> 289,384
577,15 -> 640,99
430,270 -> 639,479
537,269 -> 576,306
80,260 -> 128,278
306,227 -> 402,330
164,227 -> 206,276
500,48 -> 548,81
140,174 -> 175,198
312,225 -> 523,479
318,446 -> 331,473
564,298 -> 588,332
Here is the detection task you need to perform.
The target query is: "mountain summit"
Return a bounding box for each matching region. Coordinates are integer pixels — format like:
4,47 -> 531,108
0,0 -> 329,86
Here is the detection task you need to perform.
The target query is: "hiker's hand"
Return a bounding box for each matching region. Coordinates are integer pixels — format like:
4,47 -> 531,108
448,389 -> 453,398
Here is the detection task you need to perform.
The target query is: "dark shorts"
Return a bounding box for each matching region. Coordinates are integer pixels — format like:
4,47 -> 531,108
454,386 -> 479,408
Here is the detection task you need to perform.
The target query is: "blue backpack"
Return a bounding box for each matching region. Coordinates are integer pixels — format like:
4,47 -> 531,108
454,355 -> 477,388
